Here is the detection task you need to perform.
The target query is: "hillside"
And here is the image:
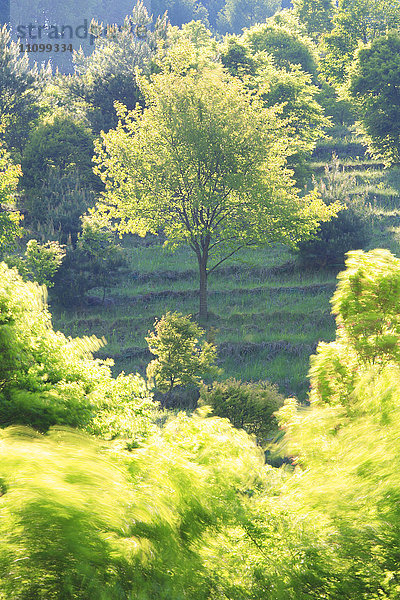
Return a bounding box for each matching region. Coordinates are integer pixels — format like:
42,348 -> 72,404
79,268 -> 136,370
51,127 -> 400,401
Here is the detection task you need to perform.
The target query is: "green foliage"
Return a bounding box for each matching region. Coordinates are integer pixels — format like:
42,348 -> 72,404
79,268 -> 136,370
331,249 -> 400,365
68,2 -> 167,134
52,211 -> 127,305
0,411 -> 264,599
316,80 -> 354,126
94,56 -> 336,318
151,0 -> 208,28
199,377 -> 284,444
0,212 -> 22,259
27,168 -> 95,243
293,0 -> 335,38
21,116 -> 97,196
272,249 -> 400,597
0,25 -> 47,152
302,249 -> 400,407
86,372 -> 156,448
296,155 -> 371,267
24,239 -> 65,287
348,32 -> 400,165
0,427 -> 134,600
221,35 -> 329,186
0,143 -> 23,259
242,19 -> 318,78
0,262 -> 153,441
146,312 -> 219,398
321,0 -> 400,85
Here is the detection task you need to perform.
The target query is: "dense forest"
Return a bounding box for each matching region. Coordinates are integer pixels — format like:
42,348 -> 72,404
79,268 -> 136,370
1,0 -> 400,597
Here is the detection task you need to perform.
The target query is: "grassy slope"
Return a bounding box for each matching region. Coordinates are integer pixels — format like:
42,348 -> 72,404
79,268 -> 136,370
51,128 -> 400,401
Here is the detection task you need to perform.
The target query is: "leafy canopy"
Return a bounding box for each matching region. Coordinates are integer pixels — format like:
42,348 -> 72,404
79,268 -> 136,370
348,32 -> 400,165
321,0 -> 400,85
94,59 -> 335,260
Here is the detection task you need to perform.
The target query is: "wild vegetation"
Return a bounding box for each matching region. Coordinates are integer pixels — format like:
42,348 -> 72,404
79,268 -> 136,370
1,0 -> 400,597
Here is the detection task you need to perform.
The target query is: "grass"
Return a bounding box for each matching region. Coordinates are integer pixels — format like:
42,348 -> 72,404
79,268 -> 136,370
51,129 -> 400,403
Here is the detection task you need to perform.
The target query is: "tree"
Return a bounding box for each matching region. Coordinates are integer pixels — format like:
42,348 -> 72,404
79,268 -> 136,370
21,116 -> 97,194
151,0 -> 208,28
221,40 -> 330,186
217,0 -> 281,35
24,239 -> 65,287
21,116 -> 99,234
94,60 -> 336,321
321,0 -> 400,85
242,19 -> 318,78
348,32 -> 400,165
27,168 -> 96,243
0,25 -> 47,152
293,0 -> 335,38
66,2 -> 168,134
146,312 -> 219,401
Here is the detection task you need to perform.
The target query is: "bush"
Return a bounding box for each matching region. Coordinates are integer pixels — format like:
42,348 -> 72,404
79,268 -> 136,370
24,239 -> 65,287
199,378 -> 284,444
52,212 -> 127,305
242,20 -> 318,78
21,117 -> 100,230
295,155 -> 371,267
146,312 -> 220,405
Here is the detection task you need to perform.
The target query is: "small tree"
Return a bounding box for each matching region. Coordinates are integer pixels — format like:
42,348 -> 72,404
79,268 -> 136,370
146,312 -> 219,402
217,0 -> 280,34
24,239 -> 65,287
68,2 -> 168,134
94,58 -> 336,321
0,25 -> 47,152
22,116 -> 97,195
242,19 -> 318,78
321,0 -> 400,85
293,0 -> 335,39
26,168 -> 95,243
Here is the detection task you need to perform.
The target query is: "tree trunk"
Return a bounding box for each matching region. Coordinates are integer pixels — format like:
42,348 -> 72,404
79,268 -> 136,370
198,256 -> 208,323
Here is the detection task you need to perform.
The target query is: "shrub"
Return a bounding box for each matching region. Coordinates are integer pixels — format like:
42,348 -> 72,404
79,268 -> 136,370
22,117 -> 96,193
146,312 -> 220,404
24,239 -> 65,287
295,155 -> 371,267
52,211 -> 127,305
199,378 -> 284,444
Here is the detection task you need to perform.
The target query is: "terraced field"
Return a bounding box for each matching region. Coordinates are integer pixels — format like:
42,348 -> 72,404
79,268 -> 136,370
51,126 -> 400,401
